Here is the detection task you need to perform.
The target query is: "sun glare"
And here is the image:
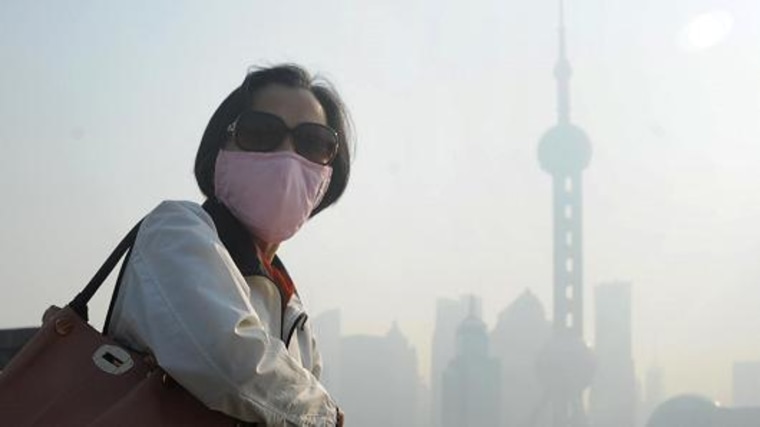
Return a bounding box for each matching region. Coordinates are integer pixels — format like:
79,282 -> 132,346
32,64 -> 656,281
678,10 -> 734,51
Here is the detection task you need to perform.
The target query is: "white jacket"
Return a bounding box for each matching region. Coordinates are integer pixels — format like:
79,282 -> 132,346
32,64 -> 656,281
108,200 -> 339,426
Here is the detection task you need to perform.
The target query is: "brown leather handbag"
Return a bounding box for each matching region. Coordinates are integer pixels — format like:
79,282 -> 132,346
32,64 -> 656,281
0,223 -> 240,426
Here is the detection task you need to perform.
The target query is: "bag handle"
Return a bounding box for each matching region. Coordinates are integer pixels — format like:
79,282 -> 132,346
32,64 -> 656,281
68,221 -> 143,324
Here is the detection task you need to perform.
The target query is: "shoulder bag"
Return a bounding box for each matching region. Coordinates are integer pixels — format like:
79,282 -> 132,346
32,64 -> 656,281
0,222 -> 241,426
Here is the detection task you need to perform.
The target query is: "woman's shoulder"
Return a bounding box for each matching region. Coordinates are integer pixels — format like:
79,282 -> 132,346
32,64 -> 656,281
147,200 -> 211,222
137,200 -> 218,246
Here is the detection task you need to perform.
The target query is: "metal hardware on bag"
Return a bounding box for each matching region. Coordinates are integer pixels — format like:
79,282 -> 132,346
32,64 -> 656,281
54,317 -> 74,336
161,372 -> 179,388
92,344 -> 134,375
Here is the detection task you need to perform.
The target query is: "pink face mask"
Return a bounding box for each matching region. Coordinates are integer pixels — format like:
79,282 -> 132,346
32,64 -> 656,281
214,150 -> 332,244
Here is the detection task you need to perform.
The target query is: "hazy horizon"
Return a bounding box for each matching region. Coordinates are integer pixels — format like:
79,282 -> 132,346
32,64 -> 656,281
2,0 -> 759,406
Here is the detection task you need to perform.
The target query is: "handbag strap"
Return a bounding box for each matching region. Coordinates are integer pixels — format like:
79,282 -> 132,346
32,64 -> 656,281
68,221 -> 143,324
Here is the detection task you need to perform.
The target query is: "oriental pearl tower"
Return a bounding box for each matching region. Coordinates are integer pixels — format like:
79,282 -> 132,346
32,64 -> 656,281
535,1 -> 595,426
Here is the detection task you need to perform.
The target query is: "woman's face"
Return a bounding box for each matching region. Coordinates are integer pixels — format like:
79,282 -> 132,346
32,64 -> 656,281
224,84 -> 327,153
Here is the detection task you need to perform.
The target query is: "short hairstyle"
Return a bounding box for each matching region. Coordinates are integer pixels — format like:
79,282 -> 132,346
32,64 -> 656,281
194,64 -> 353,216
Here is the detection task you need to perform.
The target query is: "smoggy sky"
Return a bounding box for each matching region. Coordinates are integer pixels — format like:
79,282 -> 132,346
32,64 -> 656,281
2,0 -> 759,404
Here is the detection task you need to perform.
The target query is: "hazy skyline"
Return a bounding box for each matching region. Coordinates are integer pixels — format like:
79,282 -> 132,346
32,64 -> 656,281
1,0 -> 759,404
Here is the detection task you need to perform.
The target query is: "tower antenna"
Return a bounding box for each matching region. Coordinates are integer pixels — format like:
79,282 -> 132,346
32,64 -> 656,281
555,0 -> 572,124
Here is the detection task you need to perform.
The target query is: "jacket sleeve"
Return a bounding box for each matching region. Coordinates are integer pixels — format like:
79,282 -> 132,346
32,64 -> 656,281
114,201 -> 338,426
311,335 -> 324,380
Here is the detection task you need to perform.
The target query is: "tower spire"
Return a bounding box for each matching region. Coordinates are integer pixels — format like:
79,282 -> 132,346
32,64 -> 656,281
537,1 -> 594,425
555,0 -> 572,124
559,0 -> 567,58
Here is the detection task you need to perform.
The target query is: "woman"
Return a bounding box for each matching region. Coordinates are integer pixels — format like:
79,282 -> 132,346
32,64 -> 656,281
107,64 -> 350,426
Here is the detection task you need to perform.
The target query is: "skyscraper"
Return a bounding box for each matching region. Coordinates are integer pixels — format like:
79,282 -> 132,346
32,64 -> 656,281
431,295 -> 481,426
589,282 -> 637,427
442,299 -> 500,427
491,289 -> 551,426
339,324 -> 421,427
536,0 -> 594,425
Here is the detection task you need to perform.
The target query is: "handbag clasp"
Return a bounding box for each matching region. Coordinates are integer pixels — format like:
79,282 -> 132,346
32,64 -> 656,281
92,344 -> 134,375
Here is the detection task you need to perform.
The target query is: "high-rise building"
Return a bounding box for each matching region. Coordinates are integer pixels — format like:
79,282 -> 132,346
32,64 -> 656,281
589,282 -> 637,427
386,322 -> 424,426
339,324 -> 421,427
536,0 -> 594,425
491,289 -> 551,426
431,295 -> 481,426
732,361 -> 760,407
442,301 -> 500,427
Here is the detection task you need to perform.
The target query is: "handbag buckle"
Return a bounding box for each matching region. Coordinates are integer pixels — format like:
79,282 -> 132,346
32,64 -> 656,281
92,344 -> 134,375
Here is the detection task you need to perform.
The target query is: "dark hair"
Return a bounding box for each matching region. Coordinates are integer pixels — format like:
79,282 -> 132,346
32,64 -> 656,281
195,64 -> 353,216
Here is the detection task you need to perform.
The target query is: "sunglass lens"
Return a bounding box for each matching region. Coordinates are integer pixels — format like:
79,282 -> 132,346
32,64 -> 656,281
293,125 -> 338,165
235,113 -> 286,152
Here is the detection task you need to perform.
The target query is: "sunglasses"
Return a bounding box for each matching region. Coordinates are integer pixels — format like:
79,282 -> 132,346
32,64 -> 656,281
227,111 -> 339,166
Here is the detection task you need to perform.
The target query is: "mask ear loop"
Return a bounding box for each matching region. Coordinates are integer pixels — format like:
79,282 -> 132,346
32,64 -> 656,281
312,168 -> 333,212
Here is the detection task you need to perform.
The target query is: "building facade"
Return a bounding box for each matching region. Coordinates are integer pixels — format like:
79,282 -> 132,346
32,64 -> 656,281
589,282 -> 637,427
431,295 -> 481,426
442,306 -> 500,427
491,290 -> 551,426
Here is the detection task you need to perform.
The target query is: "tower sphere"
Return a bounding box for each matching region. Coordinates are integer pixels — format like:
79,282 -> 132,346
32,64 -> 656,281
538,123 -> 592,174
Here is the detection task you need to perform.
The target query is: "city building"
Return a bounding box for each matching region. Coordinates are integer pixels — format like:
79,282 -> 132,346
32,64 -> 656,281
491,289 -> 551,426
589,282 -> 637,427
442,301 -> 500,427
338,324 -> 421,427
431,295 -> 481,426
536,0 -> 595,424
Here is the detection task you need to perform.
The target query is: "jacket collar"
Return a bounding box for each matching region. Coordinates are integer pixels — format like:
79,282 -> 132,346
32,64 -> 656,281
202,199 -> 264,277
201,199 -> 295,297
